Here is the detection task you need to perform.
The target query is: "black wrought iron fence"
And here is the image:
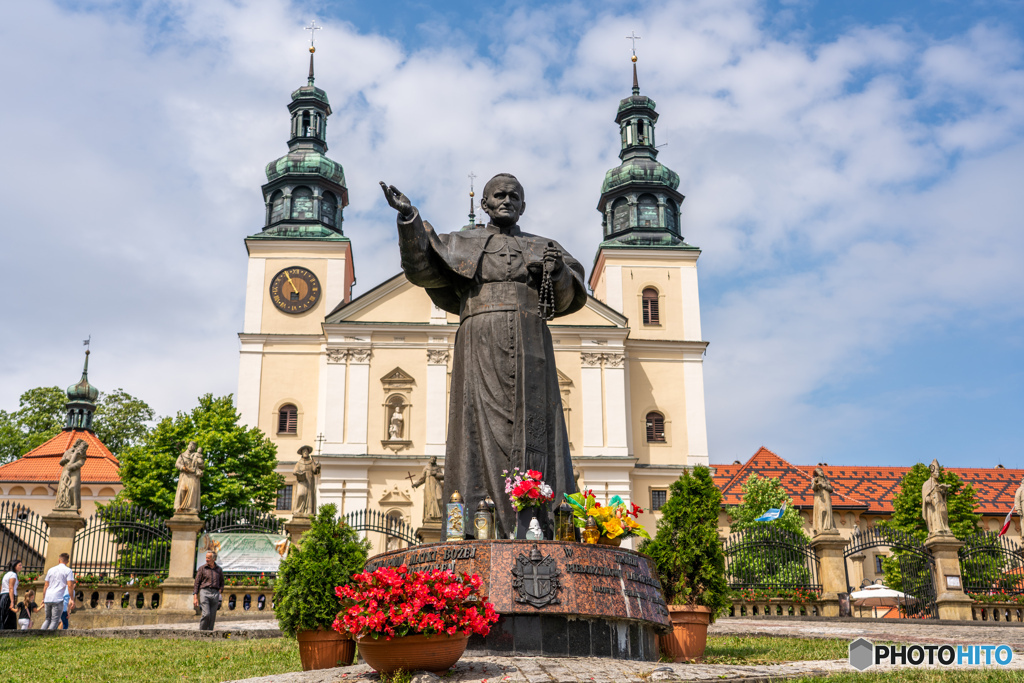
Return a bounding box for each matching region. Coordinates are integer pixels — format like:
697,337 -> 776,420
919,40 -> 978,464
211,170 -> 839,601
343,509 -> 423,551
844,526 -> 937,619
723,525 -> 821,592
0,501 -> 48,574
205,507 -> 285,535
959,532 -> 1024,596
71,503 -> 170,580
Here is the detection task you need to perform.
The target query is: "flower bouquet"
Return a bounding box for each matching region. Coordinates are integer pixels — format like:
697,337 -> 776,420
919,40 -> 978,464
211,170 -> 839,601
564,490 -> 650,544
334,565 -> 499,674
502,467 -> 556,510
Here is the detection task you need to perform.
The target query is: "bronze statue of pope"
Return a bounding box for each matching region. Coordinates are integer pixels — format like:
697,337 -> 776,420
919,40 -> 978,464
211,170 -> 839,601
381,174 -> 585,538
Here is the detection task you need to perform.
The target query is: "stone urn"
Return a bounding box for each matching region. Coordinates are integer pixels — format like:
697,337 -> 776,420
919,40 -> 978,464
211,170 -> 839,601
296,629 -> 355,671
662,605 -> 712,662
357,632 -> 470,674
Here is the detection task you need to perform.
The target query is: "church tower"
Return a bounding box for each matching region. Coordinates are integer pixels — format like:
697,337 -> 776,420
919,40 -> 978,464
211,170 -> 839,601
237,43 -> 355,432
589,54 -> 709,467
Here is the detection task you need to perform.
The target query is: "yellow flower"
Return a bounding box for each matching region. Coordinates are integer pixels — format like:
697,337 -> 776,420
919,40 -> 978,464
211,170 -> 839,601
603,518 -> 624,538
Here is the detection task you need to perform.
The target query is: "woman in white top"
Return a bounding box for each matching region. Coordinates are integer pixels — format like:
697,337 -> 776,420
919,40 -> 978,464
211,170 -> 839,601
0,558 -> 21,630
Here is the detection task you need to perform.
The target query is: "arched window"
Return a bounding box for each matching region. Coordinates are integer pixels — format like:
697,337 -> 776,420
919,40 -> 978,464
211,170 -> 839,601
612,197 -> 630,232
291,187 -> 314,220
302,110 -> 311,136
665,199 -> 678,232
278,404 -> 298,434
269,191 -> 285,224
642,287 -> 660,325
646,412 -> 666,443
321,192 -> 337,227
638,194 -> 659,227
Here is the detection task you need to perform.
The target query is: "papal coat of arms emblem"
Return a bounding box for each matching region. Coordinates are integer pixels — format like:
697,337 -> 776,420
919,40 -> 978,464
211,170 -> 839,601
511,546 -> 562,608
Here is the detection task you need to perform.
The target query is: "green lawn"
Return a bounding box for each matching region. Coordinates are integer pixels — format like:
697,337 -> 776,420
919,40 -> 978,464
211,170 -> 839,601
0,637 -> 300,683
703,635 -> 849,664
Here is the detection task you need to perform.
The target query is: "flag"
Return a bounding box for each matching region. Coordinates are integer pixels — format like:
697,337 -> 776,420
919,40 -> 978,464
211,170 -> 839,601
999,508 -> 1014,537
755,505 -> 786,522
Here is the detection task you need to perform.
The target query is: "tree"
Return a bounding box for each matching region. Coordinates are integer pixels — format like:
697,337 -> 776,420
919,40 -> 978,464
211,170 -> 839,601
93,388 -> 156,455
726,473 -> 806,537
639,466 -> 730,616
0,410 -> 28,465
878,462 -> 982,593
13,386 -> 66,453
114,394 -> 282,520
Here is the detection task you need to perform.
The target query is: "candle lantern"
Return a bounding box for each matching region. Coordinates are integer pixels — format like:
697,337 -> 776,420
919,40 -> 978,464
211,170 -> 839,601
446,491 -> 465,542
555,501 -> 575,542
582,515 -> 600,544
474,499 -> 494,540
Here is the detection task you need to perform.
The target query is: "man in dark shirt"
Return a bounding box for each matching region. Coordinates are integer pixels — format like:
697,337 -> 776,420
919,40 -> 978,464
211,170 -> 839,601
193,552 -> 223,631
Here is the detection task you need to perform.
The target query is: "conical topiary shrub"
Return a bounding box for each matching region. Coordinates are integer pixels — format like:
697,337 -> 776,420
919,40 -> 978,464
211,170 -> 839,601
639,466 -> 729,661
274,504 -> 370,669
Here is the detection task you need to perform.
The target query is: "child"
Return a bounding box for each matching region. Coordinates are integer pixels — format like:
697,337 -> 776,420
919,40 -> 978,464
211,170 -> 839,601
17,589 -> 38,630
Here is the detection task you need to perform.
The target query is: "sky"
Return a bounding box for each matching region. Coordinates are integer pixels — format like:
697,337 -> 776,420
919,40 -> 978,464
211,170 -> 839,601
0,0 -> 1022,469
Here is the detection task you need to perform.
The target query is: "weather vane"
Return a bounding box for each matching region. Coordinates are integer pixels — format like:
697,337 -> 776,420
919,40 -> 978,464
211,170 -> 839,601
83,335 -> 91,350
306,20 -> 322,50
626,30 -> 641,60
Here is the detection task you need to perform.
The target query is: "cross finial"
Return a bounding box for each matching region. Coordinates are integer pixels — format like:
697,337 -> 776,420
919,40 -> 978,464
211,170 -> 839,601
626,31 -> 641,57
627,31 -> 642,94
306,20 -> 322,49
315,432 -> 326,456
468,172 -> 477,226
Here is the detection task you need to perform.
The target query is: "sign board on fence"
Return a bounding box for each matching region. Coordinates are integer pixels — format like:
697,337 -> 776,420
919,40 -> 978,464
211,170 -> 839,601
197,533 -> 289,572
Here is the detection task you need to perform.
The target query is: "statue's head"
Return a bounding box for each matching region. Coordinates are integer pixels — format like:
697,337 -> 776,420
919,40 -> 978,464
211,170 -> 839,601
814,466 -> 824,478
481,173 -> 525,227
929,459 -> 941,477
74,439 -> 87,455
429,456 -> 437,465
187,440 -> 197,451
298,445 -> 313,459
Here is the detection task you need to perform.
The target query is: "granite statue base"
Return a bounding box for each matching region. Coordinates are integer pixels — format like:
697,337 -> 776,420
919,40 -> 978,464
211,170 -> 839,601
364,540 -> 670,661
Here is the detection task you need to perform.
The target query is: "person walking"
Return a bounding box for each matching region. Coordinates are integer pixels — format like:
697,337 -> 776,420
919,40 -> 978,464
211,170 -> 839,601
0,559 -> 21,630
193,551 -> 223,631
60,591 -> 70,629
41,553 -> 75,630
17,589 -> 39,629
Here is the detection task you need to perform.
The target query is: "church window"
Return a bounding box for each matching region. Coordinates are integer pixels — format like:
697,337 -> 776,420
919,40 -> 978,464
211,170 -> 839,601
665,199 -> 678,232
278,404 -> 298,434
291,187 -> 314,220
645,411 -> 665,443
322,192 -> 337,227
638,194 -> 659,227
642,287 -> 660,325
276,485 -> 293,511
612,198 -> 630,232
651,489 -> 667,511
269,191 -> 285,224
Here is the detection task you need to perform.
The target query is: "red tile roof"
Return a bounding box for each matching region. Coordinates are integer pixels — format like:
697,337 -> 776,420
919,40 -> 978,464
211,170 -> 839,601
0,429 -> 120,484
713,447 -> 1023,516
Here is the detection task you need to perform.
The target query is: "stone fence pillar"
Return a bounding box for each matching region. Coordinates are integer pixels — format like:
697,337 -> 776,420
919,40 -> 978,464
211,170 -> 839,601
924,533 -> 972,621
161,514 -> 204,612
810,532 -> 848,617
284,515 -> 311,548
42,510 -> 85,572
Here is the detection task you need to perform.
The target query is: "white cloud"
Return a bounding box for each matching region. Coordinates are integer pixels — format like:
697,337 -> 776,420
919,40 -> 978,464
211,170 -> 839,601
0,0 -> 1021,466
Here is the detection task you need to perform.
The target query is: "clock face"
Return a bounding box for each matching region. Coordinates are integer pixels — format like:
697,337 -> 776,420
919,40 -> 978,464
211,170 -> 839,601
269,266 -> 321,314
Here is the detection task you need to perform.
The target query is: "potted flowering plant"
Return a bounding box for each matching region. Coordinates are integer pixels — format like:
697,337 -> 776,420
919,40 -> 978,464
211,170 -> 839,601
564,490 -> 650,546
335,565 -> 499,674
502,467 -> 556,539
275,504 -> 370,671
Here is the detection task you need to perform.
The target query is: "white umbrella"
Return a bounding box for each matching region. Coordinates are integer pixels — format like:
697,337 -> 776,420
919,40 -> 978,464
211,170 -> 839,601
850,584 -> 910,618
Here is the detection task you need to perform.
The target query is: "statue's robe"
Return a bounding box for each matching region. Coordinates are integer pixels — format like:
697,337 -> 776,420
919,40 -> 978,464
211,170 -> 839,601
398,210 -> 586,537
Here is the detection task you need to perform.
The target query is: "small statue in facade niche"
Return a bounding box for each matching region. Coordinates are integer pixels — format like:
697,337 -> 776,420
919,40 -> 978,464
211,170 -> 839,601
54,439 -> 88,511
173,441 -> 204,515
411,456 -> 445,524
922,459 -> 952,536
811,466 -> 836,535
389,405 -> 405,440
292,445 -> 321,517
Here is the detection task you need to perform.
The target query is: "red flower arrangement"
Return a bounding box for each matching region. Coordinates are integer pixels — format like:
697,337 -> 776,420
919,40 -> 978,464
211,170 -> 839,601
333,565 -> 499,641
502,467 -> 555,510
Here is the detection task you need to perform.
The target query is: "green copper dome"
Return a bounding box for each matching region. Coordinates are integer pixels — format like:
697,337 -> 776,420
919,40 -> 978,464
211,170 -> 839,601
265,149 -> 346,186
291,84 -> 330,107
601,157 -> 680,195
67,351 -> 99,403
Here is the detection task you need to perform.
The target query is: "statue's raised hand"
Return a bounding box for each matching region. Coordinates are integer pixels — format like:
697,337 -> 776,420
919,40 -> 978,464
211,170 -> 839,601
380,182 -> 413,219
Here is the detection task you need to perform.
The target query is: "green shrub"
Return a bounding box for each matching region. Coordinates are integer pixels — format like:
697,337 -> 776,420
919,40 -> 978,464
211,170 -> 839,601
274,504 -> 370,637
639,466 -> 730,618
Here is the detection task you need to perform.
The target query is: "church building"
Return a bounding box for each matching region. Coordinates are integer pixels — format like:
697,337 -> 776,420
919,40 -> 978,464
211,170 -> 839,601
235,53 -> 709,545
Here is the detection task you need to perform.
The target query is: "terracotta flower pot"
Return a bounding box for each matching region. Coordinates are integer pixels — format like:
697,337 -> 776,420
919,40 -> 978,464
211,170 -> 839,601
662,605 -> 712,662
357,632 -> 469,674
297,629 -> 355,671
597,534 -> 622,547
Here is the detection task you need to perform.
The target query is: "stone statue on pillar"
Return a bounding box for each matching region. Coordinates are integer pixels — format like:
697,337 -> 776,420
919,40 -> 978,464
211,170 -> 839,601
173,441 -> 204,516
811,467 -> 837,535
292,445 -> 321,517
411,456 -> 445,524
54,439 -> 88,512
922,459 -> 952,536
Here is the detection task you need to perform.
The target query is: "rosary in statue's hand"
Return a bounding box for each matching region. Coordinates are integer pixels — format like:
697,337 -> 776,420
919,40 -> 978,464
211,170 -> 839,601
536,242 -> 562,321
379,182 -> 414,219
